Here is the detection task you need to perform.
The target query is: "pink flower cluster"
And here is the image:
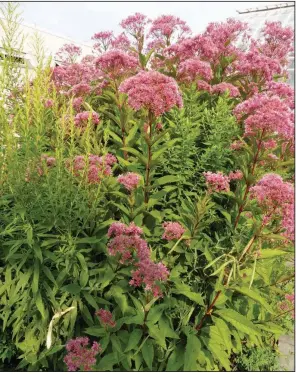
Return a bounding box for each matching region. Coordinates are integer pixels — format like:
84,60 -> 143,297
233,94 -> 294,139
229,170 -> 243,180
149,15 -> 191,42
211,83 -> 240,97
70,153 -> 117,184
117,172 -> 141,191
55,43 -> 82,65
44,99 -> 54,108
119,70 -> 183,116
279,294 -> 294,318
162,222 -> 185,241
107,222 -> 169,296
203,171 -> 230,193
95,309 -> 116,328
250,174 -> 294,241
74,111 -> 100,128
64,337 -> 101,371
178,58 -> 213,82
120,13 -> 150,37
68,83 -> 91,97
92,31 -> 114,53
95,50 -> 139,78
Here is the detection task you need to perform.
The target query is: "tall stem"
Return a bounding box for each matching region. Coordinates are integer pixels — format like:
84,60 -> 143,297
144,112 -> 153,204
234,130 -> 265,229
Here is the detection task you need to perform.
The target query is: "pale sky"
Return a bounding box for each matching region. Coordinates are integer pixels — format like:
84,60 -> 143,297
19,1 -> 282,44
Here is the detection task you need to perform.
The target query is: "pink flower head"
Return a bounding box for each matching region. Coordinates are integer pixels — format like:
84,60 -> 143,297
197,80 -> 211,92
44,99 -> 54,108
178,57 -> 213,82
156,122 -> 163,131
118,172 -> 141,191
120,13 -> 150,37
92,31 -> 114,53
74,111 -> 100,128
72,97 -> 84,111
267,81 -> 294,109
230,140 -> 244,150
162,221 -> 185,241
233,94 -> 294,139
149,15 -> 191,43
211,83 -> 240,97
64,337 -> 101,371
250,174 -> 294,241
130,259 -> 169,297
203,171 -> 230,193
68,83 -> 91,97
119,70 -> 183,116
95,50 -> 138,78
95,309 -> 116,328
111,32 -> 131,51
262,139 -> 277,150
70,154 -> 115,184
229,170 -> 243,180
55,43 -> 82,65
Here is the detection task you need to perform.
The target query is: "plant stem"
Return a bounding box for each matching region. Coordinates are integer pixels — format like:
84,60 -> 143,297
234,130 -> 265,229
144,112 -> 153,204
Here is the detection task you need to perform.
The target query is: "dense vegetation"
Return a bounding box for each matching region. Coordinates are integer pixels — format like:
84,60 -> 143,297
0,3 -> 294,371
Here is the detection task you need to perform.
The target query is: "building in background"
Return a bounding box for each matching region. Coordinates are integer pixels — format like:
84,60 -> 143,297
0,18 -> 93,70
235,2 -> 294,86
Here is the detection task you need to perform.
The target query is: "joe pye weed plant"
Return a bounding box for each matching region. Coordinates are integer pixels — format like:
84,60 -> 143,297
0,3 -> 294,371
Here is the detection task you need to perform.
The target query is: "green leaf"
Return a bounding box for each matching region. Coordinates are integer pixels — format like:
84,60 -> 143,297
147,304 -> 165,324
231,286 -> 275,314
84,326 -> 106,337
153,175 -> 178,187
260,249 -> 289,258
158,316 -> 179,339
61,283 -> 81,295
97,352 -> 118,371
32,260 -> 40,295
173,284 -> 204,305
121,147 -> 147,165
126,124 -> 139,146
124,329 -> 143,352
147,323 -> 166,349
212,317 -> 232,354
36,291 -> 46,319
214,308 -> 261,336
111,334 -> 122,353
141,338 -> 154,371
184,334 -> 200,371
166,344 -> 184,371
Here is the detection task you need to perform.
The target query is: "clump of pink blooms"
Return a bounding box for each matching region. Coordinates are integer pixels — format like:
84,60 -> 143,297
233,93 -> 293,140
121,12 -> 149,34
117,172 -> 141,191
119,70 -> 183,116
64,337 -> 101,371
250,174 -> 294,241
111,33 -> 131,51
229,170 -> 243,180
74,111 -> 100,128
72,97 -> 84,111
162,222 -> 185,241
95,50 -> 139,79
149,15 -> 191,44
211,83 -> 240,97
178,58 -> 213,82
107,222 -> 169,296
203,171 -> 230,193
92,31 -> 114,53
70,153 -> 116,184
55,43 -> 82,65
44,99 -> 54,108
230,140 -> 244,151
95,309 -> 116,328
278,294 -> 295,318
68,83 -> 91,97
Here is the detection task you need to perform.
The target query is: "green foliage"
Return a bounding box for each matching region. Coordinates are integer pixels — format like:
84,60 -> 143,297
0,4 -> 294,372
